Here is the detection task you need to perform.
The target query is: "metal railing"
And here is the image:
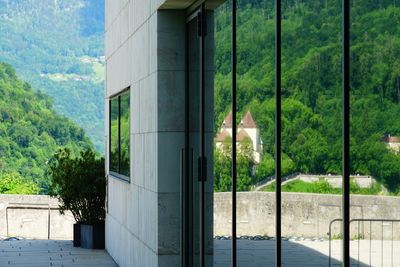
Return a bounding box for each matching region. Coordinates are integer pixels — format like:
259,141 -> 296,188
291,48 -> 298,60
252,172 -> 300,191
328,218 -> 400,267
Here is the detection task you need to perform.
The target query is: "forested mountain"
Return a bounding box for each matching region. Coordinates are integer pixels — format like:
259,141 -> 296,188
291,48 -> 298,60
0,62 -> 92,193
1,0 -> 400,193
214,0 -> 400,192
0,0 -> 104,151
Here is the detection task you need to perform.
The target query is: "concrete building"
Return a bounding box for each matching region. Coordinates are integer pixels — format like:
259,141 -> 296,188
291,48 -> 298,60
105,1 -> 219,266
215,111 -> 263,164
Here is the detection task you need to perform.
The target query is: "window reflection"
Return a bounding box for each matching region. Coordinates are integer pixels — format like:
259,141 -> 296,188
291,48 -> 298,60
120,91 -> 130,177
110,97 -> 119,173
109,89 -> 130,180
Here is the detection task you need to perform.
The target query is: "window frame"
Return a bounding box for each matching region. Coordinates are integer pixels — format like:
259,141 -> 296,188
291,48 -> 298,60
109,87 -> 131,182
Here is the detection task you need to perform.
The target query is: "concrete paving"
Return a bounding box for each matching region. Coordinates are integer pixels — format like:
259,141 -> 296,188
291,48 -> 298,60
1,239 -> 399,266
214,239 -> 400,266
0,240 -> 117,267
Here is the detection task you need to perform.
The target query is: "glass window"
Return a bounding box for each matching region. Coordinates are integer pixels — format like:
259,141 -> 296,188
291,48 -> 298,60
110,97 -> 119,173
109,89 -> 130,181
120,91 -> 130,177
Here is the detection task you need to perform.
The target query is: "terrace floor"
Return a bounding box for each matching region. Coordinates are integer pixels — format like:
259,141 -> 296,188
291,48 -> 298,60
0,240 -> 117,267
214,239 -> 400,267
0,239 -> 398,266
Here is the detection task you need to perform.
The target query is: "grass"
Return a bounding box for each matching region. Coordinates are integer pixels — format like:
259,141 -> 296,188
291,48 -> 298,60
263,179 -> 382,195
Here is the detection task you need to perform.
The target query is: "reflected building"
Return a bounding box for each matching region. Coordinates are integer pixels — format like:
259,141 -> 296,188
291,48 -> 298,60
215,111 -> 263,164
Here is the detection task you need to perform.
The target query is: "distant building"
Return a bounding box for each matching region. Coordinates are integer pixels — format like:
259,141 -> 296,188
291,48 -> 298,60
382,134 -> 400,153
216,111 -> 263,164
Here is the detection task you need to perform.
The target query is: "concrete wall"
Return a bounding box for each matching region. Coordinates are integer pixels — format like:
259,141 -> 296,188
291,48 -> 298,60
0,194 -> 74,240
105,1 -> 201,266
214,192 -> 400,239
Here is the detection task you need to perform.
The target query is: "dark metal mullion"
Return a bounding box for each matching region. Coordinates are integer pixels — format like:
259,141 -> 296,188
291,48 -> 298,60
275,0 -> 282,266
183,21 -> 191,267
199,4 -> 206,267
231,1 -> 237,267
342,0 -> 350,265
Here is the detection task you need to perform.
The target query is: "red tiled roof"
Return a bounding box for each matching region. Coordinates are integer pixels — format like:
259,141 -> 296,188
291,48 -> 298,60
236,130 -> 251,141
216,129 -> 231,142
383,136 -> 400,143
222,111 -> 233,128
240,111 -> 257,128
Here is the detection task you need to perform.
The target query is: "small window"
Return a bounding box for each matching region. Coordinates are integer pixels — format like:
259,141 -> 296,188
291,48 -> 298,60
109,89 -> 130,181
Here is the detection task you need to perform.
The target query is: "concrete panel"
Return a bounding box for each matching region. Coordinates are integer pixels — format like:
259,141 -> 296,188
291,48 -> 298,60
131,81 -> 141,134
130,22 -> 150,83
105,0 -> 128,32
138,188 -> 158,252
107,177 -> 128,227
158,193 -> 180,255
120,5 -> 129,45
126,185 -> 139,235
131,0 -> 151,35
157,11 -> 186,71
157,132 -> 184,193
149,13 -> 158,74
140,73 -> 157,133
157,71 -> 185,132
145,133 -> 158,191
132,133 -> 145,188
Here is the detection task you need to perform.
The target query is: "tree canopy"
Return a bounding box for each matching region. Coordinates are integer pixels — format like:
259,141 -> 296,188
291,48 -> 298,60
214,0 -> 400,193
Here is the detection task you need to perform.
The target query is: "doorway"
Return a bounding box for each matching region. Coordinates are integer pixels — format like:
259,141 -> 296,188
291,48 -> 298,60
183,3 -> 215,267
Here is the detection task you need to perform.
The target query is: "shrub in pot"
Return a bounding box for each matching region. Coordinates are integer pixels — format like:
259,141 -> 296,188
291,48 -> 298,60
49,148 -> 106,249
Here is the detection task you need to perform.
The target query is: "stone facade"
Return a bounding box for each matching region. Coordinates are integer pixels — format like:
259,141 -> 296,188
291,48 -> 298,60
105,1 -> 214,266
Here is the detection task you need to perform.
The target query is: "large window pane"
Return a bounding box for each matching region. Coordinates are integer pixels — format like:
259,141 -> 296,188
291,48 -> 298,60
234,1 -> 276,266
280,0 -> 343,265
110,97 -> 119,173
120,92 -> 130,177
350,1 -> 400,265
213,1 -> 233,266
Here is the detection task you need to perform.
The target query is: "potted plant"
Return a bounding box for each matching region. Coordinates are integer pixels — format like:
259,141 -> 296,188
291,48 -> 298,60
49,148 -> 106,249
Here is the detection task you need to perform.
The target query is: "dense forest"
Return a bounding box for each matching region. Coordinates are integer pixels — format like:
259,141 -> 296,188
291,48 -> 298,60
0,0 -> 104,151
214,0 -> 400,193
0,62 -> 92,194
1,0 -> 400,194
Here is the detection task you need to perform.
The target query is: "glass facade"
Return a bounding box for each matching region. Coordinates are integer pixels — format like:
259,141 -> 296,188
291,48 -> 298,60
182,0 -> 378,266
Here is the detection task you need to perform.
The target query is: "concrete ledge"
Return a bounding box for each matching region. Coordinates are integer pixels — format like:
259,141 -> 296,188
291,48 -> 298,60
0,194 -> 74,240
214,192 -> 400,239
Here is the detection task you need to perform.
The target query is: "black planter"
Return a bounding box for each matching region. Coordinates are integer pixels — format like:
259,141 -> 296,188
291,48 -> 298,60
80,224 -> 105,249
73,223 -> 81,247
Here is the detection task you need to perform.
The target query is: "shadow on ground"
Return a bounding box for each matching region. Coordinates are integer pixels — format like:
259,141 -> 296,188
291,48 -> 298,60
214,239 -> 371,267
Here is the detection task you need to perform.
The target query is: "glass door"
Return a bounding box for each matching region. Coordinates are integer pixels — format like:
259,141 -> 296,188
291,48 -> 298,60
184,3 -> 214,267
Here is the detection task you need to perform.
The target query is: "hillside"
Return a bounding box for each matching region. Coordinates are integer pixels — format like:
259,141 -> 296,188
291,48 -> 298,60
0,62 -> 93,193
0,0 -> 104,151
214,0 -> 400,192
